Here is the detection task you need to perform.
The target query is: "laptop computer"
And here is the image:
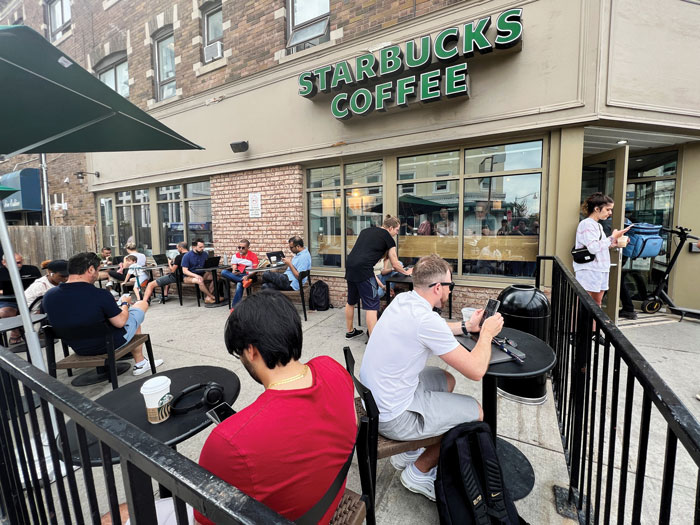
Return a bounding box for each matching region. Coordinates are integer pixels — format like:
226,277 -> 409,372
266,251 -> 286,267
153,254 -> 169,265
202,256 -> 221,268
112,255 -> 124,265
458,335 -> 526,364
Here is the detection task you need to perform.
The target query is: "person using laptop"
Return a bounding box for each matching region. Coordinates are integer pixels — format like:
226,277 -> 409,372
142,242 -> 189,304
181,239 -> 217,304
243,236 -> 311,292
359,254 -> 503,502
221,239 -> 258,309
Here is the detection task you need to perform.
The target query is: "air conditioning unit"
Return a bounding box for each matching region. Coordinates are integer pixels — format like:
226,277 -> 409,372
204,41 -> 223,63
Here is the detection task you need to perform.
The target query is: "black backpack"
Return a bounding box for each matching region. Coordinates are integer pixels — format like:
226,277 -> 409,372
435,422 -> 527,525
308,280 -> 330,311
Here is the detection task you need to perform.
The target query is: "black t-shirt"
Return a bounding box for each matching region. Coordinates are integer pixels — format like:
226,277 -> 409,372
43,282 -> 126,354
345,227 -> 396,282
172,253 -> 184,280
0,265 -> 42,295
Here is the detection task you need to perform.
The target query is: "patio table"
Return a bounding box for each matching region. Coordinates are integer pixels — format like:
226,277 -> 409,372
457,327 -> 555,501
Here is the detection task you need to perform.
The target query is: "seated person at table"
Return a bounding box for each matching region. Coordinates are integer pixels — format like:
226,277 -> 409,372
43,252 -> 163,376
434,207 -> 457,237
243,236 -> 310,292
0,252 -> 42,344
221,239 -> 258,308
122,254 -> 150,301
194,290 -> 357,524
106,243 -> 145,289
181,239 -> 217,304
360,254 -> 503,501
97,246 -> 112,281
25,259 -> 69,314
463,201 -> 497,236
142,242 -> 188,304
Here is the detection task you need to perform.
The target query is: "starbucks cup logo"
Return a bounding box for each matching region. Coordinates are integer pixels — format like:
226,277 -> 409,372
140,376 -> 172,424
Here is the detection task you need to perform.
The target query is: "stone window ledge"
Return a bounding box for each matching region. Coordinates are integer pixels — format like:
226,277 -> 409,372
195,56 -> 226,77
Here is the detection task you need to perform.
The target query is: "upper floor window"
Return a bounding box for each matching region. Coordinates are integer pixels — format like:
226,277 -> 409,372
287,0 -> 330,53
201,1 -> 223,63
96,52 -> 129,98
48,0 -> 71,41
155,31 -> 176,100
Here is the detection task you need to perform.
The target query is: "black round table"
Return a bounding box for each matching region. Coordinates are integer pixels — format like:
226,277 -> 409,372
458,327 -> 555,501
62,366 -> 241,467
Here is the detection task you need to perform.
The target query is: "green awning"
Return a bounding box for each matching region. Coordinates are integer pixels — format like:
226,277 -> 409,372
0,25 -> 202,159
0,185 -> 20,200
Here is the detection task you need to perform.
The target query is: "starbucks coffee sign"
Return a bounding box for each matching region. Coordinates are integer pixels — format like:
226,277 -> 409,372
297,8 -> 523,120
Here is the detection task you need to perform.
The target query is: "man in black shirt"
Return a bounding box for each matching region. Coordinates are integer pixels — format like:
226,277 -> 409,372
141,241 -> 188,304
344,215 -> 412,338
0,253 -> 42,344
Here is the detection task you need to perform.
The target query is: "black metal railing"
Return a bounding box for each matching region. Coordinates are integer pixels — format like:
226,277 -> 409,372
0,348 -> 291,525
536,256 -> 700,524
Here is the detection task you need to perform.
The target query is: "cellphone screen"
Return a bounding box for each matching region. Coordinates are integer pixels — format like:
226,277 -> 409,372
479,299 -> 501,328
207,402 -> 235,424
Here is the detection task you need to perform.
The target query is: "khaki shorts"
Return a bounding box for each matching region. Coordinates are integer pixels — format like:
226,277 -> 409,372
378,366 -> 480,441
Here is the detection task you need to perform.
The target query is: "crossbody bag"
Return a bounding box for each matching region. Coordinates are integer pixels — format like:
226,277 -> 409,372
571,223 -> 603,264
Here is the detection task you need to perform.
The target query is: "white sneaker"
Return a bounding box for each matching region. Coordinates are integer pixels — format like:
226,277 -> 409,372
400,463 -> 437,501
133,358 -> 164,376
390,448 -> 425,470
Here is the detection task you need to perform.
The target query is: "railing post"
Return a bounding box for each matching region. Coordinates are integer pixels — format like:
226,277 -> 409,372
568,305 -> 590,504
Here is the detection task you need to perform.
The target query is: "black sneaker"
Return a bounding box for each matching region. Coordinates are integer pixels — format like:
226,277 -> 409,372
619,310 -> 637,320
345,328 -> 364,339
159,296 -> 169,304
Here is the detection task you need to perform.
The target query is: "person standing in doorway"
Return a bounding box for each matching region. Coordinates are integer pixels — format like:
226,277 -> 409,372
344,215 -> 412,339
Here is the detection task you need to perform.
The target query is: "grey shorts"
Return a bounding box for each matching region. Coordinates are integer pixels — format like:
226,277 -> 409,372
156,273 -> 178,287
378,366 -> 480,441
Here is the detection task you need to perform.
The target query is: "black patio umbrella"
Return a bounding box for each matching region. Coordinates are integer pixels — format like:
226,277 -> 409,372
0,25 -> 202,158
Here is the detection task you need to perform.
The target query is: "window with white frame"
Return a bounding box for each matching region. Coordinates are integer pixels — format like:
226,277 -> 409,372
203,3 -> 223,46
96,52 -> 129,98
287,0 -> 330,53
154,30 -> 176,100
48,0 -> 71,41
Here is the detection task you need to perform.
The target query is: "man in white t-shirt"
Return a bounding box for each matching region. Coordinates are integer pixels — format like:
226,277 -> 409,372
359,254 -> 503,501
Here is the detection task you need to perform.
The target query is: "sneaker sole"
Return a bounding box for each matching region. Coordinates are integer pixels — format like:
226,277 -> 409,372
345,332 -> 364,339
400,475 -> 436,502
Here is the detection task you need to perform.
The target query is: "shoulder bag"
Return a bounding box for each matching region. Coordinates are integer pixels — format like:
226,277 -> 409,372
571,223 -> 603,264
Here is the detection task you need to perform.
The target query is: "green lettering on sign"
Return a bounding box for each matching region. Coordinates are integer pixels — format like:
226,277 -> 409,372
355,54 -> 378,83
396,76 -> 416,107
419,70 -> 441,102
463,17 -> 493,57
379,45 -> 404,76
434,27 -> 459,62
406,36 -> 432,69
313,65 -> 333,92
349,88 -> 373,116
495,8 -> 523,49
331,93 -> 350,120
330,61 -> 355,90
298,71 -> 316,98
374,82 -> 394,112
445,63 -> 468,98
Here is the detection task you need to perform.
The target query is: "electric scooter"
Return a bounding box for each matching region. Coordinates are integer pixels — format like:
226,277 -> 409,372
641,226 -> 700,321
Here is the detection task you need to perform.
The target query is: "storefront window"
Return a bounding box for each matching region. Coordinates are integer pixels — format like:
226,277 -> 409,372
134,204 -> 152,255
346,186 -> 383,256
465,141 -> 542,173
628,151 -> 677,179
398,151 -> 459,181
158,202 -> 184,253
187,199 -> 212,248
186,181 -> 211,198
397,182 -> 458,270
117,206 -> 132,250
100,197 -> 114,250
308,166 -> 340,188
157,184 -> 182,200
308,190 -> 341,267
463,173 -> 541,277
344,161 -> 382,186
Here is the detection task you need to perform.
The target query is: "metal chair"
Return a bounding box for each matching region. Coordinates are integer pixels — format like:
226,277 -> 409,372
175,266 -> 202,307
277,270 -> 311,321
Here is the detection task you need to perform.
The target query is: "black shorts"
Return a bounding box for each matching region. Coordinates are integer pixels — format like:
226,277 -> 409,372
347,278 -> 380,311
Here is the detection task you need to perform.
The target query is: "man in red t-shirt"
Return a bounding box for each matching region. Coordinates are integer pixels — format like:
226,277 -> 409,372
194,290 -> 357,525
220,239 -> 259,308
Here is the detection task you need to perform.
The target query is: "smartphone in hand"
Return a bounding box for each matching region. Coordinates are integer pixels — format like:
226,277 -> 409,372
479,299 -> 501,328
206,402 -> 235,425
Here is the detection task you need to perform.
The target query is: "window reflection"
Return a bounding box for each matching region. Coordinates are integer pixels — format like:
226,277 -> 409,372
187,199 -> 212,247
398,151 -> 459,181
100,197 -> 114,250
465,141 -> 542,174
345,187 -> 383,256
158,202 -> 184,252
309,190 -> 341,267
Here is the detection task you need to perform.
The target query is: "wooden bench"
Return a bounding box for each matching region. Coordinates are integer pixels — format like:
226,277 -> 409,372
45,322 -> 156,390
330,489 -> 366,525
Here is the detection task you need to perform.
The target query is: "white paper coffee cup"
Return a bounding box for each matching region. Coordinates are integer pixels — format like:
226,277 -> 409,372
140,376 -> 172,424
618,235 -> 629,248
462,307 -> 477,321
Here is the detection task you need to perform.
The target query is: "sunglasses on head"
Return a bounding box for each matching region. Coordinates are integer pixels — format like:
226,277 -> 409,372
428,281 -> 455,292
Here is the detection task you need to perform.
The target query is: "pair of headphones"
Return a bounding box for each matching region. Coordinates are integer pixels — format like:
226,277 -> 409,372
170,382 -> 225,415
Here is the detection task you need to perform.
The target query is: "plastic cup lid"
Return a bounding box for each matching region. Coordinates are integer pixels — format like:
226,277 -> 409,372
140,376 -> 171,395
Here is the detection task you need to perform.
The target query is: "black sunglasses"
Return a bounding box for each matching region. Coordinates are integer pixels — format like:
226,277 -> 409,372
237,246 -> 246,250
428,281 -> 455,292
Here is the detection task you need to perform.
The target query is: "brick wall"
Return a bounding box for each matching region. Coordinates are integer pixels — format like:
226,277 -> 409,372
211,164 -> 304,257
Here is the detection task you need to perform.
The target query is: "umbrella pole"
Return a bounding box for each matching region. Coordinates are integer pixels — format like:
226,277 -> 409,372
41,154 -> 50,226
0,209 -> 46,372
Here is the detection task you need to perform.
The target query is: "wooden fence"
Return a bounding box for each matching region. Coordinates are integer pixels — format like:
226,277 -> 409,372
5,226 -> 97,266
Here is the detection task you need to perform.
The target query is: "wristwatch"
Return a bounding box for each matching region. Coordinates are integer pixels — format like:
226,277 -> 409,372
461,320 -> 470,336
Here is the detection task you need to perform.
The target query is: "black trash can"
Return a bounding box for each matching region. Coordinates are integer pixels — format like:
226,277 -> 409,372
496,284 -> 551,405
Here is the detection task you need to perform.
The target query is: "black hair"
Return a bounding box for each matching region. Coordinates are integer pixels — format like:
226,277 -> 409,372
224,290 -> 302,369
582,192 -> 614,215
192,238 -> 204,246
288,235 -> 304,248
68,252 -> 101,275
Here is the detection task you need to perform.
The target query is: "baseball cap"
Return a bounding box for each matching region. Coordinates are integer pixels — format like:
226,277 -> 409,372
47,259 -> 69,276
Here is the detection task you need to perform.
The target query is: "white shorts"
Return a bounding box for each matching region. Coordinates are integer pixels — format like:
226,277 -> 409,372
575,269 -> 609,293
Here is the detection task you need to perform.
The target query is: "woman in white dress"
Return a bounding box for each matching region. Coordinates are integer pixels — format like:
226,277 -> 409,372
573,192 -> 631,308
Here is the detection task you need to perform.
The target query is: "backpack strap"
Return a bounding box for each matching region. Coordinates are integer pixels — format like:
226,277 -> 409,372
455,435 -> 491,525
474,430 -> 509,522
